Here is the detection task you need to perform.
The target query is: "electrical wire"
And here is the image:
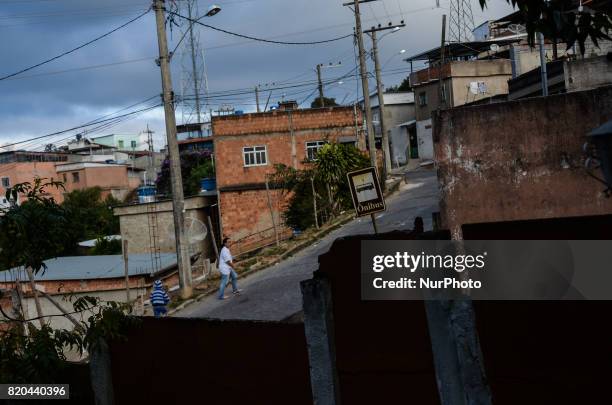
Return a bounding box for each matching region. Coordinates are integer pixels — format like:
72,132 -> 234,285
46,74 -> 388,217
169,11 -> 354,45
0,104 -> 162,150
0,7 -> 151,81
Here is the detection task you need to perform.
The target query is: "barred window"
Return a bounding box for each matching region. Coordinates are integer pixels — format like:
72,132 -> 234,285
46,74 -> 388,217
306,140 -> 326,161
243,146 -> 267,167
1,177 -> 9,188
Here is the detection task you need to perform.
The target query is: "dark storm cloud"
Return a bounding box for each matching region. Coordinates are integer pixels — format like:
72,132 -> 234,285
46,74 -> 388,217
0,0 -> 514,146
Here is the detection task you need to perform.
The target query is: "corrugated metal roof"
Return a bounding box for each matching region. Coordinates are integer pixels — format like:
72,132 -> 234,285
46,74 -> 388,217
0,254 -> 177,282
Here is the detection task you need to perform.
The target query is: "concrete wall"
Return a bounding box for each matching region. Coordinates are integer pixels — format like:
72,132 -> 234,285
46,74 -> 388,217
114,195 -> 217,256
566,55 -> 612,93
434,85 -> 612,234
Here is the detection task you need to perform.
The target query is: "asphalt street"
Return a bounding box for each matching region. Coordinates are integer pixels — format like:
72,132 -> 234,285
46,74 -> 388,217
175,169 -> 440,321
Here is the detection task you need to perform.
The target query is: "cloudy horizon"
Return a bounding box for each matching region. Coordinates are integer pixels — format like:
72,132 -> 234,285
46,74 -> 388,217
0,0 -> 514,151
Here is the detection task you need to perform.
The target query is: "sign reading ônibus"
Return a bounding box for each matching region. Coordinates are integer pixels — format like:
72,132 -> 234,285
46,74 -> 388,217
346,166 -> 386,217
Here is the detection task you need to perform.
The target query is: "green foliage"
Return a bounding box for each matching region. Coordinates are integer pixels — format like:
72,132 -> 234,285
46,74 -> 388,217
90,237 -> 122,255
0,323 -> 83,383
386,76 -> 412,93
0,181 -> 138,384
0,178 -> 67,274
0,296 -> 138,383
61,187 -> 120,255
479,0 -> 611,55
186,159 -> 215,196
311,96 -> 339,108
156,150 -> 213,197
271,144 -> 369,231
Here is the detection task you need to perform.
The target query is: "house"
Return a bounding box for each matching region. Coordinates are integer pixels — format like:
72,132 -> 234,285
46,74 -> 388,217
406,42 -> 515,159
55,161 -> 142,201
177,122 -> 214,153
91,133 -> 148,152
0,254 -> 179,331
360,91 -> 416,166
212,104 -> 363,253
0,151 -> 69,205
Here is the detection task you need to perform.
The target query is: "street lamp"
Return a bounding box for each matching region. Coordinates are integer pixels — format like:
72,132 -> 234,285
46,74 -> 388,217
382,49 -> 406,69
206,4 -> 222,16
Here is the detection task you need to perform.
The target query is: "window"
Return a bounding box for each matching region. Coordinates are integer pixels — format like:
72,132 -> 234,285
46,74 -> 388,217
243,146 -> 267,167
306,141 -> 326,161
72,172 -> 80,183
1,177 -> 9,188
131,140 -> 137,148
118,140 -> 124,148
418,92 -> 427,106
62,173 -> 67,183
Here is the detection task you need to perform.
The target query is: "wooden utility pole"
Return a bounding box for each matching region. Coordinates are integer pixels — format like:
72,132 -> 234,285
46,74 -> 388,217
439,14 -> 447,108
316,64 -> 325,107
25,267 -> 45,327
365,23 -> 405,183
153,0 -> 193,299
265,177 -> 280,247
345,0 -> 379,233
123,240 -> 130,302
311,177 -> 319,229
255,85 -> 261,112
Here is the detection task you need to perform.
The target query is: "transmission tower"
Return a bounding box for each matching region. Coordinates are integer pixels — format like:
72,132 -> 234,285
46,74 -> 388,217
180,0 -> 210,125
448,0 -> 475,43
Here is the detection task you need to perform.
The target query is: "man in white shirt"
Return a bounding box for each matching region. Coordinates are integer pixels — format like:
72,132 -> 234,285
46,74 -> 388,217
218,237 -> 241,299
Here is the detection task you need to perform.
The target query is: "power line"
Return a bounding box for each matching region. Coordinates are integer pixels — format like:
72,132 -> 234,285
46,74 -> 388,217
0,8 -> 151,81
0,104 -> 161,150
169,11 -> 354,45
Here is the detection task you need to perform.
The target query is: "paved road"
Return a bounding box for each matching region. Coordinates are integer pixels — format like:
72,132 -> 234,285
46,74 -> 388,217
175,169 -> 440,321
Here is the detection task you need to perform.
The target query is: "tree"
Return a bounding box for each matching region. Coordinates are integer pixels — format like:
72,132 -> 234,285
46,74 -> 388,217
156,150 -> 213,197
0,181 -> 137,385
0,178 -> 68,273
271,143 -> 370,231
61,187 -> 120,254
386,76 -> 412,93
311,97 -> 339,108
479,0 -> 611,55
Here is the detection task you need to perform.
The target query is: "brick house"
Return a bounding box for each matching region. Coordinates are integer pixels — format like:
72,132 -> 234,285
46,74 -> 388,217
213,104 -> 362,254
55,161 -> 142,201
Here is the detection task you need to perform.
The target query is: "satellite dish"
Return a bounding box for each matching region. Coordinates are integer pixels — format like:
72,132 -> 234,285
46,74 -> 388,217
490,44 -> 500,52
166,217 -> 208,246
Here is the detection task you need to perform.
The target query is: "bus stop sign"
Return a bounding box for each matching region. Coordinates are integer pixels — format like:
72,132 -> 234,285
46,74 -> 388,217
346,166 -> 386,217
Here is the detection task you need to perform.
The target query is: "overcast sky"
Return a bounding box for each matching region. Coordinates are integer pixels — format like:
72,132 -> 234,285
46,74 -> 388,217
0,0 -> 514,150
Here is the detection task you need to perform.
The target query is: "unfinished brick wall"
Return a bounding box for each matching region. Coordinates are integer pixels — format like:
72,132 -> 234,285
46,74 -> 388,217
214,107 -> 362,249
434,85 -> 612,235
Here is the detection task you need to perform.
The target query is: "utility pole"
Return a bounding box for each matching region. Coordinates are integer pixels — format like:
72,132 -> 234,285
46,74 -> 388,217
123,240 -> 130,302
187,0 -> 202,123
153,0 -> 193,299
538,32 -> 548,96
365,23 -> 404,180
345,0 -> 379,234
316,64 -> 325,107
255,85 -> 261,112
439,14 -> 447,109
